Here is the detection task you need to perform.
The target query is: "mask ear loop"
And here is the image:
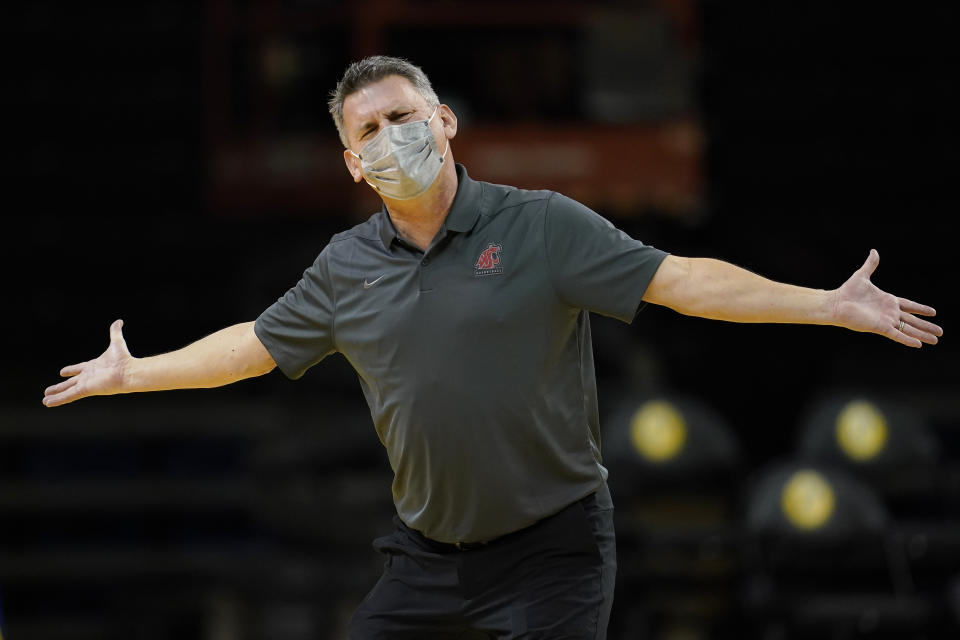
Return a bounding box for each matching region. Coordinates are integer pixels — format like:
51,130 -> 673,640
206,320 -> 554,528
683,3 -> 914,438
429,105 -> 449,163
348,149 -> 381,192
437,136 -> 449,163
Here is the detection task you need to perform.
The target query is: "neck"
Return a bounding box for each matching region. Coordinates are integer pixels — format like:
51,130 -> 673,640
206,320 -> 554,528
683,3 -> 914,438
383,161 -> 458,251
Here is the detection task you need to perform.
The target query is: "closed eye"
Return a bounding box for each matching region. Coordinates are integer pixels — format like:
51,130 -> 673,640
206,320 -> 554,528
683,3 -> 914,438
359,109 -> 415,140
357,109 -> 415,140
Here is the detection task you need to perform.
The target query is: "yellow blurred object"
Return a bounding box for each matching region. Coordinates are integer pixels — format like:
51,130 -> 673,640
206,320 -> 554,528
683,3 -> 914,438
835,400 -> 889,462
781,470 -> 836,531
629,400 -> 688,462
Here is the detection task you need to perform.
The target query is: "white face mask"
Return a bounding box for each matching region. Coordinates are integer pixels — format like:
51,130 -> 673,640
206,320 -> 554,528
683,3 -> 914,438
349,106 -> 449,200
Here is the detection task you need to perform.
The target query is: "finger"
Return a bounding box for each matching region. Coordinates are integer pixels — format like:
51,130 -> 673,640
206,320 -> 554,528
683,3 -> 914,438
45,376 -> 78,397
901,321 -> 939,346
883,325 -> 922,348
858,249 -> 880,278
43,379 -> 81,407
903,314 -> 943,338
898,297 -> 937,317
60,362 -> 87,377
43,386 -> 84,408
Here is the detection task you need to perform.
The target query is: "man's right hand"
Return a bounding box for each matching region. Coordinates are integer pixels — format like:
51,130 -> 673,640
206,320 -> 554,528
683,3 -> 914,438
43,319 -> 132,407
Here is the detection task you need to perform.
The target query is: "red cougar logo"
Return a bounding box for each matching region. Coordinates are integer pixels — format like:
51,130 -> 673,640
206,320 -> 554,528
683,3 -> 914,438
474,243 -> 503,276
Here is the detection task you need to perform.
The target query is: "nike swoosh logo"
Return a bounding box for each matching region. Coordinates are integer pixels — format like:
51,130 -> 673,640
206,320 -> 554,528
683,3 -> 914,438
363,275 -> 386,289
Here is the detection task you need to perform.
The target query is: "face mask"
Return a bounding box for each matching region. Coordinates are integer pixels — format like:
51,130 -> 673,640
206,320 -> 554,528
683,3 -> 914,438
350,106 -> 449,200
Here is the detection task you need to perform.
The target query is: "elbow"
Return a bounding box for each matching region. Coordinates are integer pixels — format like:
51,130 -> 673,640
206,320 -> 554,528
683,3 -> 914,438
256,359 -> 277,377
241,351 -> 277,379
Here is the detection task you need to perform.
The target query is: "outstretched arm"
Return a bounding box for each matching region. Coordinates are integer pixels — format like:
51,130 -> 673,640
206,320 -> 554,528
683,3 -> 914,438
43,320 -> 277,407
642,249 -> 942,348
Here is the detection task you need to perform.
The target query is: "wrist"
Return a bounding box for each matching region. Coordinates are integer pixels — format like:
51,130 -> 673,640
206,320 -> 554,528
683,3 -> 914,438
822,288 -> 840,326
118,357 -> 141,394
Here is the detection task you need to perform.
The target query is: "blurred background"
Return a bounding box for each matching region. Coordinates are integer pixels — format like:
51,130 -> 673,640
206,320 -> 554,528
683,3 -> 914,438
3,1 -> 958,639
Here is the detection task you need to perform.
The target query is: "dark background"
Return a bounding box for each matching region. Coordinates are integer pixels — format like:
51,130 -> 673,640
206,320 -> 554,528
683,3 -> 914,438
3,1 -> 957,639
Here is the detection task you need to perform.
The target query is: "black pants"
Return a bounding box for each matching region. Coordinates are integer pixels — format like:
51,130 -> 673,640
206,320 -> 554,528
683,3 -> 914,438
349,484 -> 617,639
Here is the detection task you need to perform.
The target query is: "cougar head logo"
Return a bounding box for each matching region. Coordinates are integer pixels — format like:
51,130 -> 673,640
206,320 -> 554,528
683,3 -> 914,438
475,243 -> 502,271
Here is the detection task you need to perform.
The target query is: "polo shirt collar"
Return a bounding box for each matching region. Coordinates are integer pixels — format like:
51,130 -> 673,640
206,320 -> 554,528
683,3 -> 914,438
378,208 -> 400,250
444,163 -> 483,233
377,163 -> 484,250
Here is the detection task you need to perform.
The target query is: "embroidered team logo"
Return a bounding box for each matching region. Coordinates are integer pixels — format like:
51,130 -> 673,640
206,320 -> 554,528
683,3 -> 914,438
474,243 -> 503,276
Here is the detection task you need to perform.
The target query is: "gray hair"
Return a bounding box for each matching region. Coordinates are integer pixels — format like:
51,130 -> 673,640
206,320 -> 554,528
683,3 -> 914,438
328,55 -> 440,148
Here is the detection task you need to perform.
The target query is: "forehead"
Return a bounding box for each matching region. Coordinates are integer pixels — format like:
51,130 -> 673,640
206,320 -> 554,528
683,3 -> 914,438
342,75 -> 429,129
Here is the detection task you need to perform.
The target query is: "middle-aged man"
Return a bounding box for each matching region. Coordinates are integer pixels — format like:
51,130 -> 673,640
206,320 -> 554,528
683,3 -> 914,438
44,56 -> 942,639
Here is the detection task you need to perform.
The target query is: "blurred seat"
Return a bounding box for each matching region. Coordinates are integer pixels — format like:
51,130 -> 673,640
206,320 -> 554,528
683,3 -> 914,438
794,391 -> 941,518
0,398 -> 390,640
739,459 -> 937,639
601,391 -> 744,639
603,391 -> 744,497
792,391 -> 960,633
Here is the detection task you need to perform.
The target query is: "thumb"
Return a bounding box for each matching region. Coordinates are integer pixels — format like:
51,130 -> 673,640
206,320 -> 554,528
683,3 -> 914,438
109,319 -> 126,345
857,249 -> 879,279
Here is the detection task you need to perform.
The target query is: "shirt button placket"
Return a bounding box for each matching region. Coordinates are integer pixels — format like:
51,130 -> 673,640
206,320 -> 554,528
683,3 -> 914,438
419,255 -> 432,292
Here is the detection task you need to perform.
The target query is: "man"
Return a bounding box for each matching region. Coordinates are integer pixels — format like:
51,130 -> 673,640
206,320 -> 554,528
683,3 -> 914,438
43,56 -> 942,639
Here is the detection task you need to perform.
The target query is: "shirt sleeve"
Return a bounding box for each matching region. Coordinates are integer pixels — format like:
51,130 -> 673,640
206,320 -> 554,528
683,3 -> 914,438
254,249 -> 336,379
543,192 -> 669,323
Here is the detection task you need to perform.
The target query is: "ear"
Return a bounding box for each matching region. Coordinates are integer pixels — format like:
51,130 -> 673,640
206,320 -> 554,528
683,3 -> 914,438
343,148 -> 364,183
438,104 -> 458,140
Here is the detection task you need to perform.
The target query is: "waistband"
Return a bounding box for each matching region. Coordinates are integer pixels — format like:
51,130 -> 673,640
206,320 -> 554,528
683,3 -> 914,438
399,488 -> 602,553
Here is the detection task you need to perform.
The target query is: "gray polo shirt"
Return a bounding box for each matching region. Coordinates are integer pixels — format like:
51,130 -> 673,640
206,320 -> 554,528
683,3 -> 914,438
255,163 -> 668,544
